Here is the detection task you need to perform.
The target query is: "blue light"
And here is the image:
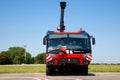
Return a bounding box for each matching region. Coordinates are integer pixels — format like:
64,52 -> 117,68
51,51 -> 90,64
47,31 -> 54,34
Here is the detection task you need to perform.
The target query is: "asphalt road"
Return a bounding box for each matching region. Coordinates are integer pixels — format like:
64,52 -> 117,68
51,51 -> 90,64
0,73 -> 120,80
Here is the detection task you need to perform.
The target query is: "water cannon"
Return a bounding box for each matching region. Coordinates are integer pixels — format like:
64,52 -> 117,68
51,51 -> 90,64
57,2 -> 66,32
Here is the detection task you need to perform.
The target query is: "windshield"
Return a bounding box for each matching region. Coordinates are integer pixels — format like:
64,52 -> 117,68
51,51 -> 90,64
48,34 -> 90,52
48,34 -> 67,51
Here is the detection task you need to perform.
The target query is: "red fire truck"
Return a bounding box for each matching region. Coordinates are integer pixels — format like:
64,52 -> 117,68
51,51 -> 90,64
43,2 -> 95,75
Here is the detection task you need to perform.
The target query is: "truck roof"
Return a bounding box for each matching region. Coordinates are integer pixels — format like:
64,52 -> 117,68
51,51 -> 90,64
47,29 -> 89,35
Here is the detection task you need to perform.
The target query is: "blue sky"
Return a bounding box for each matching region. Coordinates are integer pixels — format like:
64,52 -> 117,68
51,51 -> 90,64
0,0 -> 120,63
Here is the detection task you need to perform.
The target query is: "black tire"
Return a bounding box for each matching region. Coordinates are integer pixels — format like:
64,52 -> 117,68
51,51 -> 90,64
46,66 -> 53,75
82,65 -> 88,75
74,66 -> 81,73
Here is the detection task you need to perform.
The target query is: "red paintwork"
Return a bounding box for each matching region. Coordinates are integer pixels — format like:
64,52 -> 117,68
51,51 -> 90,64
54,29 -> 82,34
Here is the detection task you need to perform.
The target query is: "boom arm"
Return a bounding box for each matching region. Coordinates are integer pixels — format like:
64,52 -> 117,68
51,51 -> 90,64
57,2 -> 66,32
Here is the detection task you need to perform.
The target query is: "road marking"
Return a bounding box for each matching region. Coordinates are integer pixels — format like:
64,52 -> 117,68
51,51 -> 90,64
47,76 -> 82,80
37,78 -> 48,80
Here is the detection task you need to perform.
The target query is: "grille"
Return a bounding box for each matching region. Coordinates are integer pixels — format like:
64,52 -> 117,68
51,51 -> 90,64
59,58 -> 79,66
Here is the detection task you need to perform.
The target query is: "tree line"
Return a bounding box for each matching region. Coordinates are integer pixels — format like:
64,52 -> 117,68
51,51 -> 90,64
0,47 -> 46,65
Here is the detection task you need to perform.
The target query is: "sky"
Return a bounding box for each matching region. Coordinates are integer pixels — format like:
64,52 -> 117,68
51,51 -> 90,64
0,0 -> 120,63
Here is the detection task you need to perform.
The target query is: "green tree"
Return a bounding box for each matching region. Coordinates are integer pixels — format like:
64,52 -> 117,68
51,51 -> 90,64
0,51 -> 12,64
25,52 -> 32,64
35,52 -> 46,64
8,47 -> 25,64
0,46 -> 47,64
31,57 -> 35,64
7,47 -> 32,64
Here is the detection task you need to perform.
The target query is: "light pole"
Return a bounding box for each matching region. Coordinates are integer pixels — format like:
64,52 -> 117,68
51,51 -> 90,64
24,45 -> 27,64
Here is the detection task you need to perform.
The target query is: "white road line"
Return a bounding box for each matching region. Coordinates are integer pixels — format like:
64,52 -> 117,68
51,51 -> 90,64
37,79 -> 48,80
47,76 -> 82,80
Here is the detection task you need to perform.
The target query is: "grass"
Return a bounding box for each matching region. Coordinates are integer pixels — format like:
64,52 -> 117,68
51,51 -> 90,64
89,64 -> 120,72
0,64 -> 120,74
0,64 -> 46,74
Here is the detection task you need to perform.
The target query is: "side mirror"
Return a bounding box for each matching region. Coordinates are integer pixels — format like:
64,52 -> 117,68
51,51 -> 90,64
91,36 -> 95,45
43,36 -> 47,45
92,37 -> 95,45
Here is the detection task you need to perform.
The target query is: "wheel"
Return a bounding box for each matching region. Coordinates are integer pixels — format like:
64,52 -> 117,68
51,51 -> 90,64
82,65 -> 88,75
46,66 -> 50,75
74,66 -> 81,73
46,66 -> 53,75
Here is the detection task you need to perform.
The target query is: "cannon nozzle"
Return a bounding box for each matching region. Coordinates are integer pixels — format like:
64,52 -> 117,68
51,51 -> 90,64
57,2 -> 66,32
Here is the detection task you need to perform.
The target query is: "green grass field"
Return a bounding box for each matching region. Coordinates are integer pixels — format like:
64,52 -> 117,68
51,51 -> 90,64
0,64 -> 46,74
89,64 -> 120,72
0,64 -> 120,74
